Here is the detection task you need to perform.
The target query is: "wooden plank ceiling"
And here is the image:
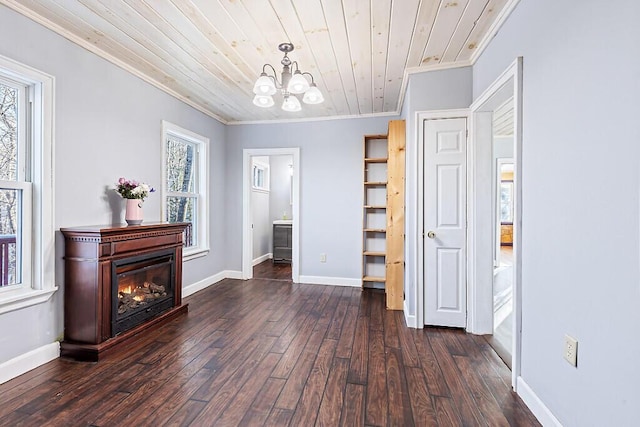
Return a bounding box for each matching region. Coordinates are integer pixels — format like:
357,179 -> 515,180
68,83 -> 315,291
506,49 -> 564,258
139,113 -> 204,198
2,0 -> 511,123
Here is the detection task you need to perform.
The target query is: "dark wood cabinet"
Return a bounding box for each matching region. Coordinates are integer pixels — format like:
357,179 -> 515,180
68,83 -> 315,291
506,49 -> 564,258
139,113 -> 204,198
60,222 -> 189,361
272,223 -> 292,264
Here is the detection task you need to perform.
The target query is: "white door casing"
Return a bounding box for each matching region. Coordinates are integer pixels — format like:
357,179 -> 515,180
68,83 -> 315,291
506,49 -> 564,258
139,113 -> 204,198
424,117 -> 468,327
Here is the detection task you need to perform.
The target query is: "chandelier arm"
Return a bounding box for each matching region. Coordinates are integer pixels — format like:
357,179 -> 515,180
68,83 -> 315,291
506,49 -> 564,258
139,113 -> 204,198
261,63 -> 282,88
290,61 -> 300,73
301,72 -> 315,84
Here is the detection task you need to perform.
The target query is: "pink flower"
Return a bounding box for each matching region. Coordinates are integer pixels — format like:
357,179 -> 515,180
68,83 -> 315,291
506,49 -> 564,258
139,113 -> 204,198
118,177 -> 126,184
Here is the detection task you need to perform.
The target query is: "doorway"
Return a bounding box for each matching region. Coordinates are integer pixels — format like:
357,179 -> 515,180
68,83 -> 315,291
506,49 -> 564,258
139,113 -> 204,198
242,148 -> 300,282
469,57 -> 523,389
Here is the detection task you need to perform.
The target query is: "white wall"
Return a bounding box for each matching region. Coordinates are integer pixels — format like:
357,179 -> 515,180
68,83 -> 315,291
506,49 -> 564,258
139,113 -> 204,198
0,5 -> 227,365
474,0 -> 640,424
403,67 -> 473,318
226,117 -> 392,282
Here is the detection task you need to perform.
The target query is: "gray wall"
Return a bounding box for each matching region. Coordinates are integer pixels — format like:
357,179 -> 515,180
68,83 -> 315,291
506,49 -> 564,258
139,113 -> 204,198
0,5 -> 227,364
226,117 -> 392,280
403,67 -> 473,317
474,0 -> 640,424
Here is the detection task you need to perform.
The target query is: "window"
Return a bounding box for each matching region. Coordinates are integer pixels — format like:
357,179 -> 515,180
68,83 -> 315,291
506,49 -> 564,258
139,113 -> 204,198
0,55 -> 55,314
161,121 -> 209,260
500,181 -> 514,223
252,161 -> 269,192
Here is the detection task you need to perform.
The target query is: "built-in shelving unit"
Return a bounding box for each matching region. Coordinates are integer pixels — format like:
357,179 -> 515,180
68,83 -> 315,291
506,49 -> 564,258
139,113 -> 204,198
362,120 -> 405,310
362,134 -> 388,291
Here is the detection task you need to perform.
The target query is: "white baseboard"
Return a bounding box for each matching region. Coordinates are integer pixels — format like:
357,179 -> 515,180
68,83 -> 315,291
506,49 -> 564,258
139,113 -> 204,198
298,275 -> 361,287
0,342 -> 60,385
252,253 -> 273,266
183,270 -> 244,298
225,270 -> 243,280
517,376 -> 562,427
403,299 -> 417,328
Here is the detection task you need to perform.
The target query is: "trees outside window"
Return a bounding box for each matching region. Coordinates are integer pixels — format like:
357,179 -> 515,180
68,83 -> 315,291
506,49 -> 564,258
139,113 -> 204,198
161,121 -> 209,260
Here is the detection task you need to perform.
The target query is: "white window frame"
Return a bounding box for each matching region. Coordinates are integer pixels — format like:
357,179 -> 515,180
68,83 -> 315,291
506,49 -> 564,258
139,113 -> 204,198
161,121 -> 209,261
0,55 -> 56,315
252,161 -> 270,192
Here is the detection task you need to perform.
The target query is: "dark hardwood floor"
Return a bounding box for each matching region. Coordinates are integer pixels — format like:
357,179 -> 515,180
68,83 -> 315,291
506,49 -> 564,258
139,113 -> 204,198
0,277 -> 540,426
253,259 -> 292,281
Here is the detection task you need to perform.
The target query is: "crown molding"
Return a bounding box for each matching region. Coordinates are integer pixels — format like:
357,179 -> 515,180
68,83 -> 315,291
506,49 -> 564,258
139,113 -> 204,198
227,110 -> 399,126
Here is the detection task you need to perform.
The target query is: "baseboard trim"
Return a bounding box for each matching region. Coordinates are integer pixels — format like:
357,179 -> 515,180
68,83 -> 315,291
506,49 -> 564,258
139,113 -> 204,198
403,300 -> 417,328
252,253 -> 273,266
183,270 -> 244,298
517,376 -> 562,427
225,270 -> 243,280
298,275 -> 361,287
0,342 -> 60,385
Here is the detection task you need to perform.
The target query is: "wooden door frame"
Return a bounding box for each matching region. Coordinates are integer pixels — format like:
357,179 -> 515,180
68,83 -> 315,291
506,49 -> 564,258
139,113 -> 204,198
468,57 -> 523,390
242,148 -> 300,282
416,108 -> 470,329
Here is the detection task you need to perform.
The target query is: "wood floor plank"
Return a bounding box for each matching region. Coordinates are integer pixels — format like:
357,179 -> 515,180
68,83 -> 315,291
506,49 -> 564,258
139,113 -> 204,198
326,288 -> 350,340
0,276 -> 540,427
405,366 -> 438,426
413,330 -> 451,397
288,338 -> 338,426
272,324 -> 329,409
264,407 -> 294,426
434,396 -> 464,427
163,399 -> 207,427
395,312 -> 421,368
347,313 -> 369,385
214,352 -> 281,426
316,357 -> 349,426
453,354 -> 510,427
365,327 -> 388,426
340,383 -> 365,426
383,307 -> 400,348
334,305 -> 358,358
189,336 -> 277,422
385,346 -> 414,426
238,377 -> 286,426
429,334 -> 487,426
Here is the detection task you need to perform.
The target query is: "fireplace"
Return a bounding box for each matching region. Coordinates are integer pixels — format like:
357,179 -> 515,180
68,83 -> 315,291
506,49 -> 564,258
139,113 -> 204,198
112,249 -> 176,336
60,223 -> 188,361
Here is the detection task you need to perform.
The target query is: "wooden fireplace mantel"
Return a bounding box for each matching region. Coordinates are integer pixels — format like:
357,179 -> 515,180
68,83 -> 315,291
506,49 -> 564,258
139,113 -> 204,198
60,222 -> 189,361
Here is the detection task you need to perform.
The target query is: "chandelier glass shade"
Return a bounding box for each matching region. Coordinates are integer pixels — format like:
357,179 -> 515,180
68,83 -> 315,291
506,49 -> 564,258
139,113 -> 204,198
252,42 -> 324,112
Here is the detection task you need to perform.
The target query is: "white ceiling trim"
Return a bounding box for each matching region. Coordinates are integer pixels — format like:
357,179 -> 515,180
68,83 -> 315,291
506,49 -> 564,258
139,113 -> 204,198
226,110 -> 399,126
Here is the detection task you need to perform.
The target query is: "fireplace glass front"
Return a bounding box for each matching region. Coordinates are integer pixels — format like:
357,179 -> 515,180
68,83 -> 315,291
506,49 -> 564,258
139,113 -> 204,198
112,249 -> 175,336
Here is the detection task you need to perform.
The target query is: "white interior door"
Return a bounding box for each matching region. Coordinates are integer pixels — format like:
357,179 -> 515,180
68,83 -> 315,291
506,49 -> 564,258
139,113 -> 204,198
424,118 -> 467,327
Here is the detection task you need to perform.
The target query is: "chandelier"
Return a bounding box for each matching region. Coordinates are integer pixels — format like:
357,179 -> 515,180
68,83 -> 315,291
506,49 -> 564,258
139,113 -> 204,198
252,42 -> 324,112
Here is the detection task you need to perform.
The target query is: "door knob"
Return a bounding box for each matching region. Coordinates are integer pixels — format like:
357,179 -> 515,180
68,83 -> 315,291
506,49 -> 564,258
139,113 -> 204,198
427,231 -> 436,239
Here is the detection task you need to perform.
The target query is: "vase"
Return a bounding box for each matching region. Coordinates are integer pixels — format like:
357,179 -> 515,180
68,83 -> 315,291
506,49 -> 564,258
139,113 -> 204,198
125,199 -> 143,225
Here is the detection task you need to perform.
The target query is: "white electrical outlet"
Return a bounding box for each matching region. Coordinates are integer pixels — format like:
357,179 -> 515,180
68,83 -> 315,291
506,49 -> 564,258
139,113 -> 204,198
320,253 -> 326,263
564,334 -> 578,367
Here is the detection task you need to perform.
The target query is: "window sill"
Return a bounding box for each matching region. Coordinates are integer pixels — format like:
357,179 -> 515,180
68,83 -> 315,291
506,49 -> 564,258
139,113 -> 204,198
0,286 -> 58,315
183,247 -> 210,262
